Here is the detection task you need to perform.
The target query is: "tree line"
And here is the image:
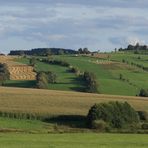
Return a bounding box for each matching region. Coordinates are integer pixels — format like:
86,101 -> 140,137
9,48 -> 77,56
118,43 -> 148,54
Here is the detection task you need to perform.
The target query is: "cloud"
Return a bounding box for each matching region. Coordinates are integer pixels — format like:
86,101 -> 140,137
126,37 -> 145,45
0,0 -> 148,53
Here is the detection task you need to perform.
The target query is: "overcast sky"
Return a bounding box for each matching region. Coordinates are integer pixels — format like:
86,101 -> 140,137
0,0 -> 148,53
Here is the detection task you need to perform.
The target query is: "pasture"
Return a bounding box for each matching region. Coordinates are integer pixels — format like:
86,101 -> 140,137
0,133 -> 148,148
2,53 -> 148,96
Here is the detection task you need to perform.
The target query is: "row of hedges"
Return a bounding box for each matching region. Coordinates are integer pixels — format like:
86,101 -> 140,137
42,59 -> 70,67
119,73 -> 137,87
122,59 -> 148,71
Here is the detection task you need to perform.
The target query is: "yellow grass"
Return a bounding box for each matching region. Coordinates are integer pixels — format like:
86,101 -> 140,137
0,87 -> 148,116
0,56 -> 36,80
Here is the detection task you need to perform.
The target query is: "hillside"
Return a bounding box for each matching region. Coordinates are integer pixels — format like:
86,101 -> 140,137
1,53 -> 148,96
0,87 -> 148,116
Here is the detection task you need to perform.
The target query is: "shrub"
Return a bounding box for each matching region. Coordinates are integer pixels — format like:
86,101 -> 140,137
46,71 -> 57,83
83,71 -> 98,93
137,111 -> 148,121
141,123 -> 148,129
119,74 -> 123,80
36,72 -> 48,89
29,57 -> 36,66
0,63 -> 10,83
139,89 -> 148,97
91,120 -> 108,131
87,101 -> 139,129
36,71 -> 57,89
69,66 -> 79,73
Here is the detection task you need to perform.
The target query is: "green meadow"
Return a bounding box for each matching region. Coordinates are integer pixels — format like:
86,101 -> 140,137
5,53 -> 148,96
0,133 -> 148,148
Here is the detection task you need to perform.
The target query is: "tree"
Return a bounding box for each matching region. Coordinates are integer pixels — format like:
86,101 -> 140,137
36,72 -> 48,89
119,74 -> 123,80
83,71 -> 98,93
29,57 -> 36,67
87,101 -> 139,129
83,48 -> 90,54
36,71 -> 57,89
58,49 -> 64,55
46,48 -> 52,56
0,63 -> 10,85
139,89 -> 148,97
78,48 -> 83,54
46,71 -> 57,83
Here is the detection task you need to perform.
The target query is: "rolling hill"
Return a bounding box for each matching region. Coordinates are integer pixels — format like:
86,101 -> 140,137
0,86 -> 148,116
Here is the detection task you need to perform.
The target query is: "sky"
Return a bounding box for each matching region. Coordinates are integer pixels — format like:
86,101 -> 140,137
0,0 -> 148,53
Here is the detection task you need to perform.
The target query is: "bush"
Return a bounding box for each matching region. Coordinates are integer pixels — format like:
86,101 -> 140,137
29,57 -> 37,66
141,123 -> 148,129
139,89 -> 148,97
87,101 -> 139,129
0,63 -> 10,83
92,120 -> 108,131
137,111 -> 148,121
83,71 -> 98,93
36,71 -> 57,89
36,72 -> 48,89
46,71 -> 57,83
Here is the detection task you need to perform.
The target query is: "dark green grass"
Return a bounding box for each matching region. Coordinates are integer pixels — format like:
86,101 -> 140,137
4,80 -> 36,88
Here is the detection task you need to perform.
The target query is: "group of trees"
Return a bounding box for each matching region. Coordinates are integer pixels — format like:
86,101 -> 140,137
87,101 -> 140,130
83,72 -> 98,93
9,48 -> 77,56
0,63 -> 10,85
139,89 -> 148,97
78,48 -> 91,54
118,43 -> 148,54
36,71 -> 57,89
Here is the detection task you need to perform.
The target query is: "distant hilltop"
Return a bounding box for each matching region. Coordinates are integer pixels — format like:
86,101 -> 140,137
9,48 -> 78,56
118,43 -> 148,53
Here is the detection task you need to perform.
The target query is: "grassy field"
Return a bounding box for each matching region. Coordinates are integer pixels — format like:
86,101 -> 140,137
0,133 -> 148,148
0,86 -> 148,116
13,57 -> 85,91
110,53 -> 148,67
52,54 -> 148,96
3,53 -> 148,96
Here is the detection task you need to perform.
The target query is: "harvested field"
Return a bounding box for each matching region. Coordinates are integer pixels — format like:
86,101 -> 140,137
0,87 -> 148,116
8,65 -> 36,80
89,53 -> 111,59
90,59 -> 115,65
0,56 -> 36,80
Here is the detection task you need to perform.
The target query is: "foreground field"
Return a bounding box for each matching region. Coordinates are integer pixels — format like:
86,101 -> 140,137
0,87 -> 148,116
0,133 -> 148,148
